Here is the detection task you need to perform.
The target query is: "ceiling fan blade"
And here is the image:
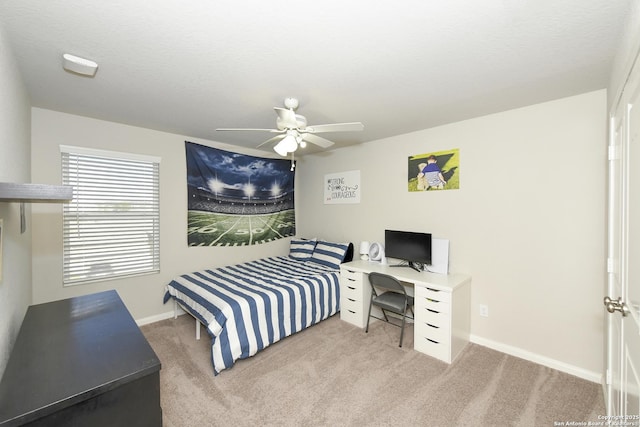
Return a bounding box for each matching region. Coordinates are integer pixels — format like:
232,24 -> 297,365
274,107 -> 298,129
256,134 -> 285,148
301,133 -> 335,148
216,128 -> 284,132
305,122 -> 364,133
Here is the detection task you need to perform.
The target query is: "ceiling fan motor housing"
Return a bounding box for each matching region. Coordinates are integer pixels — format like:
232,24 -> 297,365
276,114 -> 307,130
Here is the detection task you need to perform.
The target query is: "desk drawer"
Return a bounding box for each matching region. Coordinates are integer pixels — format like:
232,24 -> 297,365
416,306 -> 450,328
415,320 -> 450,344
415,335 -> 450,363
340,268 -> 363,282
340,307 -> 362,327
341,296 -> 362,313
415,296 -> 450,314
340,275 -> 363,293
415,285 -> 452,304
341,282 -> 362,300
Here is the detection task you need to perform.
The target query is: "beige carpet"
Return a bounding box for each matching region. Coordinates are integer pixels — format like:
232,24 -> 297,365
141,314 -> 605,427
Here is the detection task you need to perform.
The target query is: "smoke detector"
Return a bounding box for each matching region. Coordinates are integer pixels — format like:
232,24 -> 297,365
62,53 -> 98,77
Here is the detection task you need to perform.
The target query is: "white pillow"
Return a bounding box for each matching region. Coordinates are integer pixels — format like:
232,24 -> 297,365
289,238 -> 317,261
309,241 -> 349,269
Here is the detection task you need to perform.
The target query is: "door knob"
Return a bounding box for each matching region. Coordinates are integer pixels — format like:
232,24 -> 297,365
604,296 -> 630,317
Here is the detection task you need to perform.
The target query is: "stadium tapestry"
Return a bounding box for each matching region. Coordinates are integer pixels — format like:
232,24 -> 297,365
185,141 -> 296,246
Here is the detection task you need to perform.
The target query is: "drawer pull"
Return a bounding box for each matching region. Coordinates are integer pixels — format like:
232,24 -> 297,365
347,286 -> 356,290
426,288 -> 440,293
426,338 -> 440,344
426,308 -> 439,314
426,323 -> 439,329
347,309 -> 356,314
348,298 -> 356,302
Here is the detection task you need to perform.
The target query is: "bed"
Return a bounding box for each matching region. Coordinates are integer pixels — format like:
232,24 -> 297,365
163,239 -> 353,375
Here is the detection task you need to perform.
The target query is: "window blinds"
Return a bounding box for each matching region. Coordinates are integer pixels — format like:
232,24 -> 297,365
61,148 -> 160,285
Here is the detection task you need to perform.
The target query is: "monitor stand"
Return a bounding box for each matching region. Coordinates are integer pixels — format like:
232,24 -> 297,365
389,261 -> 423,272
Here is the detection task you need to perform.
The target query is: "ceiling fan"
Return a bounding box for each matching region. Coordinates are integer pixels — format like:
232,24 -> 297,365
216,98 -> 364,157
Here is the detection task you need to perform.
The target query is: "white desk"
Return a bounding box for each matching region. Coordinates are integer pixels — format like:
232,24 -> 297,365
339,260 -> 471,364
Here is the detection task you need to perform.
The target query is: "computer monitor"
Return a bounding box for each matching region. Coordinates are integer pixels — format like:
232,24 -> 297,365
384,229 -> 432,272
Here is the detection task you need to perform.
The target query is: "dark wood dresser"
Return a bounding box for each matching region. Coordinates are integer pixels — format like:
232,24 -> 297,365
0,290 -> 162,426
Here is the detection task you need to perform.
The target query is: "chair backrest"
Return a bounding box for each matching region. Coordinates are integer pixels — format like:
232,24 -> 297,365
368,272 -> 406,295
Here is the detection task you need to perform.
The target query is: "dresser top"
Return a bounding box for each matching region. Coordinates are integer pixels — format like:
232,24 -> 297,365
0,290 -> 161,426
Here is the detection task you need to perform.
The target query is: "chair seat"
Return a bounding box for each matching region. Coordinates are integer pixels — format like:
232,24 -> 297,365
373,292 -> 415,313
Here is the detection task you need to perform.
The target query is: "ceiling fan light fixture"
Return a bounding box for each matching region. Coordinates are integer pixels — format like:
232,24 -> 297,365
273,134 -> 298,157
273,140 -> 289,156
274,133 -> 299,156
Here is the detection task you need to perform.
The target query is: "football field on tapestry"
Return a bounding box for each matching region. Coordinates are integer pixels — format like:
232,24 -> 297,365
187,210 -> 296,246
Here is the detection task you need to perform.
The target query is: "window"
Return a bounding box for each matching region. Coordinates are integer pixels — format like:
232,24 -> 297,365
61,146 -> 160,285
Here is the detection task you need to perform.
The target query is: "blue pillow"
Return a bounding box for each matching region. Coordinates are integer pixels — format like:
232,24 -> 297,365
309,241 -> 350,269
289,238 -> 317,261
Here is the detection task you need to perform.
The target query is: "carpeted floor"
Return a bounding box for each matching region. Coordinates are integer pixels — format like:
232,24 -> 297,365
141,314 -> 605,427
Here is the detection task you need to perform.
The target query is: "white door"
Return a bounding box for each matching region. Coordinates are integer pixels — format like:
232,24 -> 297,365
606,50 -> 640,419
606,103 -> 624,415
623,69 -> 640,418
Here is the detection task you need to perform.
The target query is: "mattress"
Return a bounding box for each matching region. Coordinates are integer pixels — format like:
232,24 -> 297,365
164,256 -> 341,374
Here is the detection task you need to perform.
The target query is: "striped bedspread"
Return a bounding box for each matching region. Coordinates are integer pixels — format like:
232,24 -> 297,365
163,256 -> 341,375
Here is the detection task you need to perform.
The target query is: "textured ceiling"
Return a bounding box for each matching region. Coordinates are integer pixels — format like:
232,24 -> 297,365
0,1 -> 631,154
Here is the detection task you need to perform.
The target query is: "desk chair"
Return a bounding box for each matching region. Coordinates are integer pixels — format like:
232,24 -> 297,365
365,272 -> 415,347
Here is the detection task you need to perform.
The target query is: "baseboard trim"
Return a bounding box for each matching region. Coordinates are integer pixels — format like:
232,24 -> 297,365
469,334 -> 602,383
136,307 -> 185,326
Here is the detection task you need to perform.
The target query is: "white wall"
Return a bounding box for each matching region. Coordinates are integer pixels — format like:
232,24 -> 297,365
297,90 -> 607,379
30,108 -> 290,321
0,27 -> 32,378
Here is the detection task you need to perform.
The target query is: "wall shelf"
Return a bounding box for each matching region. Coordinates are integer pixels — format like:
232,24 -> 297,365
0,182 -> 73,203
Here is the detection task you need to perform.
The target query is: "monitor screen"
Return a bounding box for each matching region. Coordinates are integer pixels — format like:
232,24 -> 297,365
384,229 -> 432,268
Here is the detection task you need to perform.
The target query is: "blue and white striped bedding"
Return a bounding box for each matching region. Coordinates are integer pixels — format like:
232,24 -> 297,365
163,256 -> 341,375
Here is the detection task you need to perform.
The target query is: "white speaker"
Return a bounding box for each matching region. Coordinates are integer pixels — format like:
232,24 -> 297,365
368,242 -> 385,263
428,238 -> 449,274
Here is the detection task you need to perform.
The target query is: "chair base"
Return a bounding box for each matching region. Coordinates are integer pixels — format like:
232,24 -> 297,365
365,307 -> 415,347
